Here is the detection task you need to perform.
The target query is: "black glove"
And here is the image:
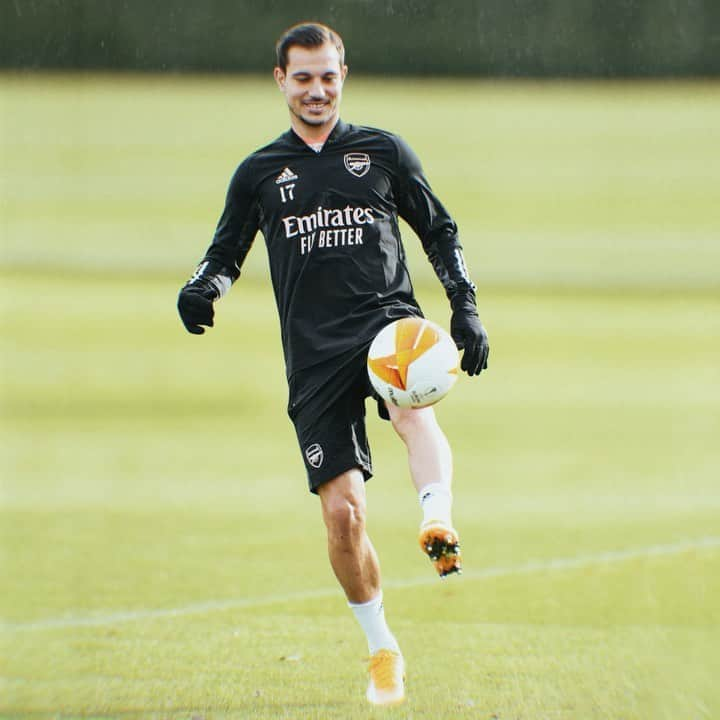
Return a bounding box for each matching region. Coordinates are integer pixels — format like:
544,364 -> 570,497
177,286 -> 215,335
450,291 -> 489,376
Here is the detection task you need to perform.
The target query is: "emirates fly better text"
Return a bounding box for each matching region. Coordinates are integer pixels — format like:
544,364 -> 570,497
281,205 -> 374,255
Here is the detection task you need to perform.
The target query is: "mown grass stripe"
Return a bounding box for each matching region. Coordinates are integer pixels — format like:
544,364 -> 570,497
3,536 -> 718,633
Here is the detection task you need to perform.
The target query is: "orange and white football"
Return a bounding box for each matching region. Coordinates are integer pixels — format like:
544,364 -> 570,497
367,317 -> 459,409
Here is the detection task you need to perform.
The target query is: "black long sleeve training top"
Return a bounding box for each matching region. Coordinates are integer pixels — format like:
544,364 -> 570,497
188,120 -> 474,377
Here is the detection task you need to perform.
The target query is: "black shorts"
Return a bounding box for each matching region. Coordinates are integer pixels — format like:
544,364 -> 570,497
288,345 -> 390,494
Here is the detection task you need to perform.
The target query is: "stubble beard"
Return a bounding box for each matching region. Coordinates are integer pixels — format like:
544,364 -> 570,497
290,100 -> 338,130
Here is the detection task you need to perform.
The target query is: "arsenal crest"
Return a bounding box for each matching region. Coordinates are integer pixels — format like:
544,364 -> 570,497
344,153 -> 371,178
305,443 -> 324,468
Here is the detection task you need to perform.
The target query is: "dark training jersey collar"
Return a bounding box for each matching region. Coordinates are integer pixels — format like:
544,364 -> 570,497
283,119 -> 351,150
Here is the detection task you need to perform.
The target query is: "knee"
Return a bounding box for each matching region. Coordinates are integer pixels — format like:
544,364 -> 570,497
389,405 -> 435,443
320,475 -> 367,541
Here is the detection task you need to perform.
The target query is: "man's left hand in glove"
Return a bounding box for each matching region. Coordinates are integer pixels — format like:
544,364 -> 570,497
450,291 -> 489,376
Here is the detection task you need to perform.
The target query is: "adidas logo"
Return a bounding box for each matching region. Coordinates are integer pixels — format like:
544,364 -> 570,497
275,167 -> 298,184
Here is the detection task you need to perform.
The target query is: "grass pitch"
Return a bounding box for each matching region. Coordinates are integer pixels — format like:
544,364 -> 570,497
1,75 -> 720,719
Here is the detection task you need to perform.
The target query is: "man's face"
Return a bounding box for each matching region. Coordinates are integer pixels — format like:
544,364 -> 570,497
274,42 -> 347,132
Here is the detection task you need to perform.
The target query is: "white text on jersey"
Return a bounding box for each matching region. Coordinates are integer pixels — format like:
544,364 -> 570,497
282,205 -> 374,238
282,205 -> 375,256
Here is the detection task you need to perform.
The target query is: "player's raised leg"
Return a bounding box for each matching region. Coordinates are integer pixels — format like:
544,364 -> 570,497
317,469 -> 405,705
385,403 -> 462,577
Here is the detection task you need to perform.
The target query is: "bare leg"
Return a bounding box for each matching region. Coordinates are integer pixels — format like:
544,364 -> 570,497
384,404 -> 452,494
385,403 -> 461,577
318,469 -> 403,703
317,468 -> 381,604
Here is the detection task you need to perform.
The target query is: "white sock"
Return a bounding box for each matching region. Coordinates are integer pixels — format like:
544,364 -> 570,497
348,592 -> 400,655
419,483 -> 453,527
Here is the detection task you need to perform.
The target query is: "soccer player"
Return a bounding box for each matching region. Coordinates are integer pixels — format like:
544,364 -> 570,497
177,22 -> 489,707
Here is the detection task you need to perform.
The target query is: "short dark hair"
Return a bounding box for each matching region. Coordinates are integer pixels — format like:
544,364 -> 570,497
275,22 -> 345,72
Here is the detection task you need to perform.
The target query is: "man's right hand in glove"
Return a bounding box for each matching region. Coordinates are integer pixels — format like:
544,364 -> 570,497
177,286 -> 216,335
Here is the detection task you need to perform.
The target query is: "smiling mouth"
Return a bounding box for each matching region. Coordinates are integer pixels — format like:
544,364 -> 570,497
303,102 -> 329,112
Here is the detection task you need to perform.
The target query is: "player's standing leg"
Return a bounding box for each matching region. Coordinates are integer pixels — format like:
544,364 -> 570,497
384,403 -> 462,577
317,469 -> 405,705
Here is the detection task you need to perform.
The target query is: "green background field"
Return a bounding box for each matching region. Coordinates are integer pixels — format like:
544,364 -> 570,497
1,75 -> 719,719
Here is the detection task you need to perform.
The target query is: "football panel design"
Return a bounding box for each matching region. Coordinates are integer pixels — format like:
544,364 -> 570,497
406,340 -> 459,396
368,318 -> 439,391
367,317 -> 459,409
394,318 -> 439,389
